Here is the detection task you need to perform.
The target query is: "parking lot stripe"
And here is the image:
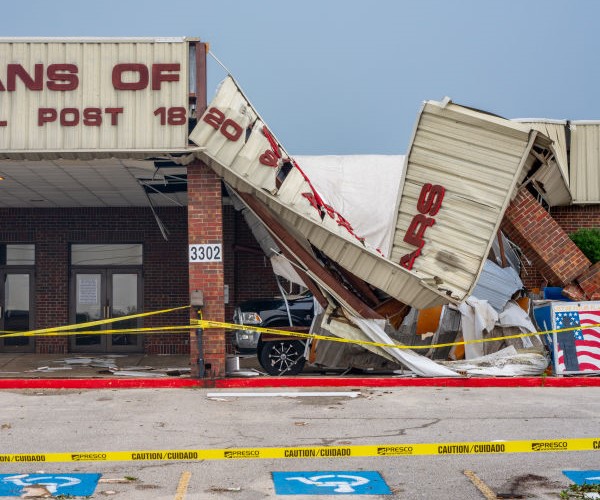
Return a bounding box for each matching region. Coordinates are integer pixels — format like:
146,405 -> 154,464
174,471 -> 191,500
464,470 -> 496,499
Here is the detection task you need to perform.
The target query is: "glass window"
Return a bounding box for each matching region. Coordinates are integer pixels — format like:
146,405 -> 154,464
71,244 -> 143,266
0,244 -> 35,265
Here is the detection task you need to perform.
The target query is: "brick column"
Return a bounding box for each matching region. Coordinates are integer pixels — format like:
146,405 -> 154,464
187,162 -> 225,378
501,188 -> 591,286
36,235 -> 69,353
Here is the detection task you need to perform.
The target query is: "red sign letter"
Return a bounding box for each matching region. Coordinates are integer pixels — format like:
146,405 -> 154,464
112,64 -> 149,90
47,64 -> 79,91
151,63 -> 180,90
417,183 -> 445,216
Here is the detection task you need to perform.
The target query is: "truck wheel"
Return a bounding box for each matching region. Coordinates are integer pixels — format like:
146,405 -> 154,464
258,340 -> 306,376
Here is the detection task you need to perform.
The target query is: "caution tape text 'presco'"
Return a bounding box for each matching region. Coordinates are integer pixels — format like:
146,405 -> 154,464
0,438 -> 598,463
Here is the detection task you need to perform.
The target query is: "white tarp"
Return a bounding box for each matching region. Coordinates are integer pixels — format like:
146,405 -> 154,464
458,297 -> 498,359
296,155 -> 404,256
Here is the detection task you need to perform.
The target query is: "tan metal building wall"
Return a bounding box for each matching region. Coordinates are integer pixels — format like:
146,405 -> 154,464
570,121 -> 600,203
0,37 -> 192,155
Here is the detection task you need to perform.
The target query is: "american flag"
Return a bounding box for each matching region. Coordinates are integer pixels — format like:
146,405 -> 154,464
554,309 -> 600,373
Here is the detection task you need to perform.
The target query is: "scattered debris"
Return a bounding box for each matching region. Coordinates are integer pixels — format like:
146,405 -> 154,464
99,477 -> 137,484
441,346 -> 548,377
109,370 -> 167,378
208,486 -> 242,492
27,367 -> 73,373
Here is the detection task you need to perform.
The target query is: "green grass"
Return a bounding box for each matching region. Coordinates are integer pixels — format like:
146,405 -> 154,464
560,483 -> 600,498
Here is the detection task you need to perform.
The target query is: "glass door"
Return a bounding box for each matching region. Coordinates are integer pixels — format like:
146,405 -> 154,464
0,271 -> 34,352
108,272 -> 142,350
71,269 -> 142,352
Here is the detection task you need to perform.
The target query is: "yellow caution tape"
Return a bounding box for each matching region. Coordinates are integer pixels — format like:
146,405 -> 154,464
194,319 -> 600,351
1,305 -> 598,352
0,305 -> 190,338
0,438 -> 597,463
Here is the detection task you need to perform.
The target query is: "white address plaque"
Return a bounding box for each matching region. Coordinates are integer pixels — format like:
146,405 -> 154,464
189,244 -> 222,263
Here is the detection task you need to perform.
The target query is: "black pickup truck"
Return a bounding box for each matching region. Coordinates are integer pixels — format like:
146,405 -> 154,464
232,292 -> 314,375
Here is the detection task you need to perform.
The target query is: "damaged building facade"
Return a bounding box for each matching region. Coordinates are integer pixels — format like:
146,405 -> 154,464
1,37 -> 599,378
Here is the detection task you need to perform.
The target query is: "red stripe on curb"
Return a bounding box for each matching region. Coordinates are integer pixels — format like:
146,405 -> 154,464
0,378 -> 206,389
0,376 -> 599,390
215,376 -> 600,388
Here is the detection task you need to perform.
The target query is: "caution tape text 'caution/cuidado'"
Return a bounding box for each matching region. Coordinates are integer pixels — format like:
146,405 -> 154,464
0,438 -> 598,463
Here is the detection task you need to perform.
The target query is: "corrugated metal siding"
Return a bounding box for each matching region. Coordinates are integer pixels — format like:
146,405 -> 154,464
0,40 -> 189,155
570,121 -> 600,203
189,77 -> 450,310
391,100 -> 537,301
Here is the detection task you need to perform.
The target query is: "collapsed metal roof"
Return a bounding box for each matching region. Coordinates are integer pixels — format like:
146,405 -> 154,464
189,79 -> 565,311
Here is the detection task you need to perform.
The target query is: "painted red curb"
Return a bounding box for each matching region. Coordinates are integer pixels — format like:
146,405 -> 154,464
215,376 -> 600,388
0,378 -> 205,389
0,375 -> 599,389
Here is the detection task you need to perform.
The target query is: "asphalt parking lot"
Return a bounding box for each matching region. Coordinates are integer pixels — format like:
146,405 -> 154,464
0,385 -> 598,498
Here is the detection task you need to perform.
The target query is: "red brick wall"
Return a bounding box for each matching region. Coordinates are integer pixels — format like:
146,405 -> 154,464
501,188 -> 590,287
0,206 -> 189,354
551,204 -> 600,234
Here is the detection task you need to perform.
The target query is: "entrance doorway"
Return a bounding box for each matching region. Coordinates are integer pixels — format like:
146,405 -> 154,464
0,270 -> 34,352
69,243 -> 144,353
70,269 -> 143,352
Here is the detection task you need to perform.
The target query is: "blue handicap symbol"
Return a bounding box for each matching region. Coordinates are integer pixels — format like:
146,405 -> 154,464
272,471 -> 391,495
563,470 -> 600,486
0,473 -> 101,497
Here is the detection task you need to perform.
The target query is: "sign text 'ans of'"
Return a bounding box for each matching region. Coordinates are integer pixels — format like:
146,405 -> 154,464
0,63 -> 183,128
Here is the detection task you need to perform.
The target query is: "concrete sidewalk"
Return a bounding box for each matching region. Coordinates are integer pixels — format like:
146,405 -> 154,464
0,353 -> 192,379
1,353 -> 600,390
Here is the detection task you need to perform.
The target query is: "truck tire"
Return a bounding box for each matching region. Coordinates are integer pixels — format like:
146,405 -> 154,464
258,340 -> 306,376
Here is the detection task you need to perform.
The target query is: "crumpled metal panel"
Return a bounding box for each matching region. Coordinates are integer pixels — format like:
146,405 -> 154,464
570,121 -> 600,203
471,260 -> 523,312
513,119 -> 571,206
391,100 -> 548,301
189,76 -> 448,310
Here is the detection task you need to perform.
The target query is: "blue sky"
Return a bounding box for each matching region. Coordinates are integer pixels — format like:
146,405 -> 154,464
1,0 -> 599,154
